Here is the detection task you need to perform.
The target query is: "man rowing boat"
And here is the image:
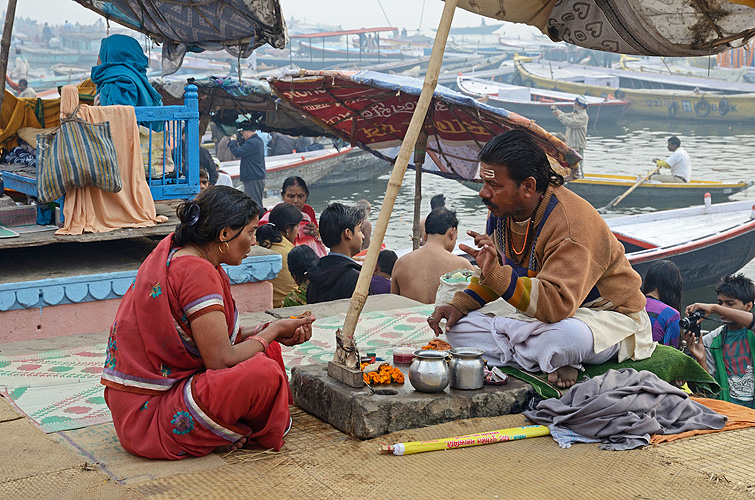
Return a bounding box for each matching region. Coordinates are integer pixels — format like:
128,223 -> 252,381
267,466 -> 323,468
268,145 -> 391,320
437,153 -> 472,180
652,136 -> 691,183
427,130 -> 655,388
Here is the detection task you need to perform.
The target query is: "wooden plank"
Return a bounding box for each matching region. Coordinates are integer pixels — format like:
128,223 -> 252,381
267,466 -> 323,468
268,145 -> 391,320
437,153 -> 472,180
327,361 -> 364,389
0,201 -> 178,250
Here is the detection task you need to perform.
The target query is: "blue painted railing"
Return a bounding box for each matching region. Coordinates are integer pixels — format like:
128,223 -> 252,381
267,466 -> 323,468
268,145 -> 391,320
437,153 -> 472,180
1,84 -> 200,210
135,84 -> 200,201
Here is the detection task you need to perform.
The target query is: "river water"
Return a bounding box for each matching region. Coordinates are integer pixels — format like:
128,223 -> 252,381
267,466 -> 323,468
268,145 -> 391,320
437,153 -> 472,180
303,117 -> 755,306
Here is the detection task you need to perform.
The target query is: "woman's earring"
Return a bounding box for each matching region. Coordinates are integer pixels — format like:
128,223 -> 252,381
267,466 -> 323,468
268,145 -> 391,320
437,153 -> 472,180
218,241 -> 230,254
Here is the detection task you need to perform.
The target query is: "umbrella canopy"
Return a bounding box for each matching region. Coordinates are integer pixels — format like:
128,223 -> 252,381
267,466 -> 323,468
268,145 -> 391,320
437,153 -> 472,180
269,69 -> 580,181
73,0 -> 287,75
455,0 -> 755,57
154,75 -> 327,138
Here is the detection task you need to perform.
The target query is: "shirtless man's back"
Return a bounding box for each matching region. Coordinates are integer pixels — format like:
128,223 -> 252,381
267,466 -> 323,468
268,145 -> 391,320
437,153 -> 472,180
391,208 -> 474,304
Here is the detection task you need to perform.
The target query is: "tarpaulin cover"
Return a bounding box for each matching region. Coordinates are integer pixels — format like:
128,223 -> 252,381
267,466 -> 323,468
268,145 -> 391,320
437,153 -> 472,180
154,76 -> 328,138
74,0 -> 287,75
455,0 -> 755,57
270,69 -> 579,181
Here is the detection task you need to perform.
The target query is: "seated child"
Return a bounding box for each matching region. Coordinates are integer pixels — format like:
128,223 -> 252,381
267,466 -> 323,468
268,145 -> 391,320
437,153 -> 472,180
371,249 -> 397,295
684,273 -> 755,407
282,245 -> 320,307
305,203 -> 373,303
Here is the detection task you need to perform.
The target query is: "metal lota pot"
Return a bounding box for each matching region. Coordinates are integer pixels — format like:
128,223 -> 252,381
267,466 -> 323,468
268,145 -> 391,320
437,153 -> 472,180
409,350 -> 450,393
448,347 -> 486,390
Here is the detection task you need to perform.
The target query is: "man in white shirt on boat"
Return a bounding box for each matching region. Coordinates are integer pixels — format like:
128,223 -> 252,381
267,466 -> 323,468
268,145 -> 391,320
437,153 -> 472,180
652,136 -> 691,183
551,96 -> 588,179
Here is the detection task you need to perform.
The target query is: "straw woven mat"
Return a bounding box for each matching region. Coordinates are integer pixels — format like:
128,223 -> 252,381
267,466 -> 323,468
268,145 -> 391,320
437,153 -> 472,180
50,422 -> 226,485
0,395 -> 22,423
653,427 -> 755,487
0,418 -> 142,499
130,408 -> 755,500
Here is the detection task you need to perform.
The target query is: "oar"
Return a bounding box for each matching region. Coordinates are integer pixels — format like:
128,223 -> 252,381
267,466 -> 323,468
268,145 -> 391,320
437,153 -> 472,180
600,163 -> 663,211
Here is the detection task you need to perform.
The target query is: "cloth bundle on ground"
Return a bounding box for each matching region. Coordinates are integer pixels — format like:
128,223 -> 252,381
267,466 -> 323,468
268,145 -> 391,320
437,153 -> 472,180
36,105 -> 121,204
90,34 -> 162,109
4,146 -> 36,167
55,85 -> 167,234
499,344 -> 719,399
524,368 -> 727,450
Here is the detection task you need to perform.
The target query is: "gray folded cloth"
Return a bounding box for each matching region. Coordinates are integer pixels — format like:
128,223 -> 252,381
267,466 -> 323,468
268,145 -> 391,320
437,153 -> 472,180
524,368 -> 727,450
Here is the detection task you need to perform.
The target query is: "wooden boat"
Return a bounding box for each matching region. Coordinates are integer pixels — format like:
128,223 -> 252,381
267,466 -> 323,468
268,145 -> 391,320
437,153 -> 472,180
607,199 -> 755,289
51,64 -> 90,77
219,146 -> 391,190
437,200 -> 755,291
565,173 -> 753,209
515,59 -> 755,122
456,75 -> 628,123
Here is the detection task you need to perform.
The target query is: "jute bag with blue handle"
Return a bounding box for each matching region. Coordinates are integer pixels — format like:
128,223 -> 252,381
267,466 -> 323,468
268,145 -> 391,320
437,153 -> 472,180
36,105 -> 121,204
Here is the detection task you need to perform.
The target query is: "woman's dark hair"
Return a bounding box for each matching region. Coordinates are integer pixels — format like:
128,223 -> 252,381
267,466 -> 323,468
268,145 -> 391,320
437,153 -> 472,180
319,202 -> 363,248
287,245 -> 319,284
174,186 -> 259,246
256,203 -> 303,248
478,130 -> 564,192
642,260 -> 683,313
281,176 -> 309,198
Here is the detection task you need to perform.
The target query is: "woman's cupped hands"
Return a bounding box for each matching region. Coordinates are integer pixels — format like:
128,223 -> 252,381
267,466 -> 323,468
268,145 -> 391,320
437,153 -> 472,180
270,314 -> 315,346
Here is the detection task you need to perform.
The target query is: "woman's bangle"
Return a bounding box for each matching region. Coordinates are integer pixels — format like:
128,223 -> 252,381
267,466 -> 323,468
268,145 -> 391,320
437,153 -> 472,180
249,335 -> 268,353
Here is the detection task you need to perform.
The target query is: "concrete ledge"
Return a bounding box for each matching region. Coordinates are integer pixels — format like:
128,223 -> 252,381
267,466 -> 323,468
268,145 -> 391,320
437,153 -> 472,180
291,363 -> 534,440
0,253 -> 281,312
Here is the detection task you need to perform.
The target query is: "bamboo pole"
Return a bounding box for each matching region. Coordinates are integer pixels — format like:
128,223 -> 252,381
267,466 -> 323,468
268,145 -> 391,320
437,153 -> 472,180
339,0 -> 457,343
412,130 -> 428,250
0,0 -> 19,112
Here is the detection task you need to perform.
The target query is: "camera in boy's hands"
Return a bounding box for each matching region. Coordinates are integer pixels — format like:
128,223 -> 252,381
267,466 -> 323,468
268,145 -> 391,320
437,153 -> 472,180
235,132 -> 245,146
679,309 -> 705,336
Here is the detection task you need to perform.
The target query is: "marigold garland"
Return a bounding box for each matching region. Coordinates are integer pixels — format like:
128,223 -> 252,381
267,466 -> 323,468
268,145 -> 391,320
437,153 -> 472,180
361,362 -> 405,384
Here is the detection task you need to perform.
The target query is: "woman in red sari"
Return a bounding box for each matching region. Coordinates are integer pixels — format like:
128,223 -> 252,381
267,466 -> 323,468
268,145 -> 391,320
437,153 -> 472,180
102,186 -> 314,459
259,176 -> 328,257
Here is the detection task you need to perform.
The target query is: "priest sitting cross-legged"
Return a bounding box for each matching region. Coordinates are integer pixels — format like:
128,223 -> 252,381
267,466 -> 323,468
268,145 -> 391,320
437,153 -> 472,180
427,130 -> 655,388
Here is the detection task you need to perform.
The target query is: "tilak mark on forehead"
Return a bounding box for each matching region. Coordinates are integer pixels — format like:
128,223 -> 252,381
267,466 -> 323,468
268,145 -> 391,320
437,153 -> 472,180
480,164 -> 496,179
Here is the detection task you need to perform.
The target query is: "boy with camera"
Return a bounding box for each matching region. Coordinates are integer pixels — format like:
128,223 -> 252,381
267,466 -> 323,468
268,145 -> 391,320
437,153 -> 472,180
683,273 -> 755,408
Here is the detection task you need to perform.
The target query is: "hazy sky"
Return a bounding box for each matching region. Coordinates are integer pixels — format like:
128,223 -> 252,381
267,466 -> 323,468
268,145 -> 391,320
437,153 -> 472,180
15,0 -> 539,38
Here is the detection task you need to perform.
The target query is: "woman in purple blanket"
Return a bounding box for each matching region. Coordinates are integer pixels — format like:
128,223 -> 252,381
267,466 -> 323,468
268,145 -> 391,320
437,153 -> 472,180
642,260 -> 683,348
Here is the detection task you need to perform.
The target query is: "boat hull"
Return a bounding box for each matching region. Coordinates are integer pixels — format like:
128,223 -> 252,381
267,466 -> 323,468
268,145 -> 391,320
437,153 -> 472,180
222,147 -> 391,190
516,60 -> 755,123
565,174 -> 752,208
625,221 -> 755,290
484,99 -> 627,124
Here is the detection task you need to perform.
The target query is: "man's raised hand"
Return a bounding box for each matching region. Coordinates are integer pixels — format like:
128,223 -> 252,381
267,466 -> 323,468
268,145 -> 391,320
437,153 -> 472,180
467,230 -> 494,249
460,243 -> 498,278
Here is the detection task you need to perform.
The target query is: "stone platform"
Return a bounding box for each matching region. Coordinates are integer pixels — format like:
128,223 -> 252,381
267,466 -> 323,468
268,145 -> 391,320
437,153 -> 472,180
291,363 -> 534,439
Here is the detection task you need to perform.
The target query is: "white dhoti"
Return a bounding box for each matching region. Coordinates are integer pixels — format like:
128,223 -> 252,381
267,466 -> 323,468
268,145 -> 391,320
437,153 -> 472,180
447,305 -> 654,374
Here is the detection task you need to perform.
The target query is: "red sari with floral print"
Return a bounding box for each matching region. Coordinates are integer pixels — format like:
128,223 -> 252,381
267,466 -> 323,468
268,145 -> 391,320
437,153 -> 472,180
102,234 -> 291,459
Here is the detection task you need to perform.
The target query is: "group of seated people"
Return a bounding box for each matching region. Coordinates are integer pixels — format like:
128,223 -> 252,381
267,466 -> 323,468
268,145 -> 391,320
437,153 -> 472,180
102,129 -> 755,464
254,184 -> 480,310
